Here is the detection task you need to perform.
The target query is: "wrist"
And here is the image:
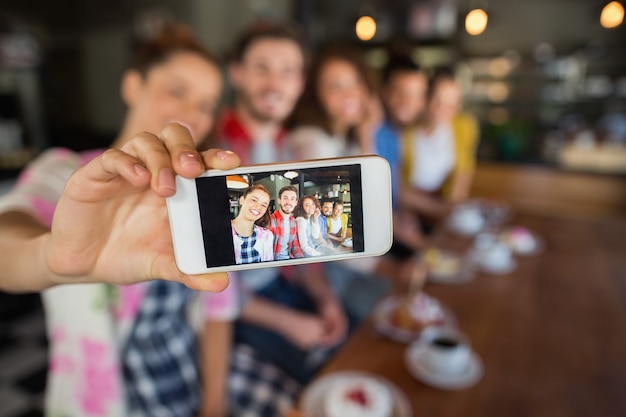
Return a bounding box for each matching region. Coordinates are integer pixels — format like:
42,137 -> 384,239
38,232 -> 92,288
10,232 -> 67,292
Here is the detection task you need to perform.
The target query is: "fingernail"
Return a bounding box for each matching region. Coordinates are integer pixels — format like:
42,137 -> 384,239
217,150 -> 235,160
180,152 -> 200,168
158,168 -> 176,191
134,164 -> 148,176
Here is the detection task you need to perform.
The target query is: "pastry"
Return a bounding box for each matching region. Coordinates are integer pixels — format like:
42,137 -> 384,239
324,376 -> 393,417
390,292 -> 445,332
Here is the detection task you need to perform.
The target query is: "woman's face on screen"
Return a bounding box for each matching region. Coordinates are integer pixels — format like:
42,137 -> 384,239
239,189 -> 270,222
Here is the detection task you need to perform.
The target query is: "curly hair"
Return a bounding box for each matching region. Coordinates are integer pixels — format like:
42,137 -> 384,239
293,195 -> 320,219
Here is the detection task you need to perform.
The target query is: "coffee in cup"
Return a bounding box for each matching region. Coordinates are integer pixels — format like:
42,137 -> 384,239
422,328 -> 471,375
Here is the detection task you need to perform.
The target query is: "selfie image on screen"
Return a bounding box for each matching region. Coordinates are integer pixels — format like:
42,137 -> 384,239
195,164 -> 364,268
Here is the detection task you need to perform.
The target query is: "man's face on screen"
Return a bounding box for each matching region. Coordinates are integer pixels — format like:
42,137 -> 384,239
322,202 -> 333,217
278,190 -> 298,215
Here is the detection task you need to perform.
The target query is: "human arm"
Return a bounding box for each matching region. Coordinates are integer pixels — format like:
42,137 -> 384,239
296,217 -> 321,257
198,275 -> 241,417
326,232 -> 345,244
198,320 -> 232,417
446,112 -> 479,204
448,170 -> 474,203
340,214 -> 348,239
0,123 -> 241,293
239,294 -> 326,350
355,94 -> 384,154
310,212 -> 321,239
298,265 -> 348,347
259,228 -> 275,262
398,185 -> 452,222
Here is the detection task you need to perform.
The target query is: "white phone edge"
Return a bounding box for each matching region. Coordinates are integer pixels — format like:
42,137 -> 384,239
166,155 -> 393,275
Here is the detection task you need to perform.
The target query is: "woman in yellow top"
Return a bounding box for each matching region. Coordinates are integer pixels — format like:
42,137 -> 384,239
327,200 -> 349,246
398,66 -> 479,237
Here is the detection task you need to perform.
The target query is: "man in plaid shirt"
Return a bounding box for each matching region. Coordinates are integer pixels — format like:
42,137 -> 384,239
269,185 -> 304,260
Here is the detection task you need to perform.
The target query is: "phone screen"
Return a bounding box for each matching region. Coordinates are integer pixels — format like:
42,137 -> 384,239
195,164 -> 364,267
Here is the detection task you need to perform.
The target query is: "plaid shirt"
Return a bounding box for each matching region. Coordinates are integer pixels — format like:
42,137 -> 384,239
228,344 -> 300,417
123,280 -> 200,417
239,230 -> 261,264
270,210 -> 304,259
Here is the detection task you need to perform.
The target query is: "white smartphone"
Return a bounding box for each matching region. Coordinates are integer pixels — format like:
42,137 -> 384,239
166,155 -> 392,274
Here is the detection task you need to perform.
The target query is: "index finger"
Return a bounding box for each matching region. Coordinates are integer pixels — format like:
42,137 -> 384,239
158,123 -> 206,178
201,148 -> 241,171
158,123 -> 241,177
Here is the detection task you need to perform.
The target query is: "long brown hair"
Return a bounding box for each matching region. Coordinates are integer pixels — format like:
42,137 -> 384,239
285,42 -> 377,141
240,184 -> 272,228
293,195 -> 320,219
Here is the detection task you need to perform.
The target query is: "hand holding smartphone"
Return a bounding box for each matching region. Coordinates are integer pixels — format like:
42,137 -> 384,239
166,155 -> 393,274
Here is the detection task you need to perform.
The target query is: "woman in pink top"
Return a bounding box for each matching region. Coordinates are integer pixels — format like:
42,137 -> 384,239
231,184 -> 275,264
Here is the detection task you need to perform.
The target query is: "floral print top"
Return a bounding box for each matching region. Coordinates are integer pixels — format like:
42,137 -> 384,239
0,148 -> 239,417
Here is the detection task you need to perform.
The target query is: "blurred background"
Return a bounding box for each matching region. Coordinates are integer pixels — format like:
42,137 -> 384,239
0,2 -> 624,417
1,0 -> 625,176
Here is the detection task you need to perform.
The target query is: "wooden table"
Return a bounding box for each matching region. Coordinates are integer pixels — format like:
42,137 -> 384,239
308,210 -> 626,417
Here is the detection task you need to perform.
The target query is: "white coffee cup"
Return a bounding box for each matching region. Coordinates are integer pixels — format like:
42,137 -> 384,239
421,328 -> 471,375
481,242 -> 512,270
450,207 -> 484,234
474,232 -> 497,251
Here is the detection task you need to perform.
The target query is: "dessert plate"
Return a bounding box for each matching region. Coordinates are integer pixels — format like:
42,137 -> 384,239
424,249 -> 477,285
405,341 -> 484,390
501,229 -> 545,256
300,371 -> 412,417
372,294 -> 456,343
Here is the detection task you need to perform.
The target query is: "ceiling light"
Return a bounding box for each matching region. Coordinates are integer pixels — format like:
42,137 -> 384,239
283,171 -> 299,179
226,175 -> 249,189
601,1 -> 624,28
465,8 -> 488,35
356,15 -> 377,41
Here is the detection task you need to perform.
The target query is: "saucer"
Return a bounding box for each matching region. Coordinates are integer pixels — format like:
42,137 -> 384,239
446,218 -> 484,236
372,294 -> 456,343
405,341 -> 484,390
300,371 -> 412,417
467,248 -> 518,275
479,256 -> 517,275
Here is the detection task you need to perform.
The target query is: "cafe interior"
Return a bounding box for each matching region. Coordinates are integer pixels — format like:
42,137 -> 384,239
0,0 -> 625,416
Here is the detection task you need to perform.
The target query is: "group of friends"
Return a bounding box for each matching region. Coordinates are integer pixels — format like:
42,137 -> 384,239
0,16 -> 477,417
232,184 -> 349,264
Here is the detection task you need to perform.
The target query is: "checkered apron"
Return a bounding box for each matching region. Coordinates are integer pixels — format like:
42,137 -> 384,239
122,280 -> 200,417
